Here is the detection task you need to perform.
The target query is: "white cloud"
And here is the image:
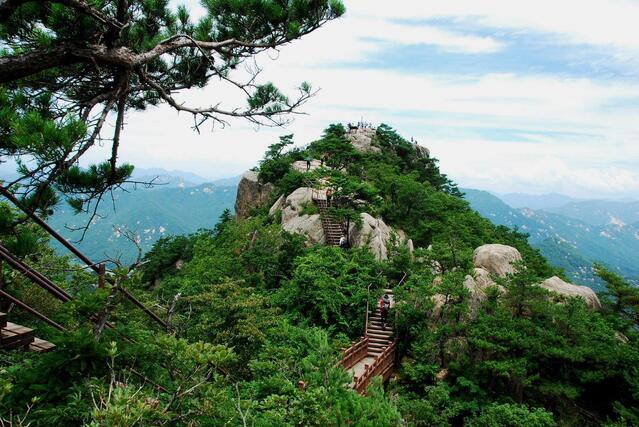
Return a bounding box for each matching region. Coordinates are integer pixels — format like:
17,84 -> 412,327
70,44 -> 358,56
75,0 -> 639,200
347,0 -> 639,53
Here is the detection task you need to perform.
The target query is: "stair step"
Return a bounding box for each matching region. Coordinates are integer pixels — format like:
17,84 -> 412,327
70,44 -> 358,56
368,346 -> 387,352
1,322 -> 35,349
369,321 -> 391,327
369,332 -> 392,338
29,338 -> 56,353
368,331 -> 393,338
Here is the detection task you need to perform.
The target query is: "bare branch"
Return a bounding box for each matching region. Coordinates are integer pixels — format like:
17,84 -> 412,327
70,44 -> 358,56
137,69 -> 316,129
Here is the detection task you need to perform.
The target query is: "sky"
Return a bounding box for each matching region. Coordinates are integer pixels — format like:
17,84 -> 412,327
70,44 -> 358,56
87,0 -> 639,199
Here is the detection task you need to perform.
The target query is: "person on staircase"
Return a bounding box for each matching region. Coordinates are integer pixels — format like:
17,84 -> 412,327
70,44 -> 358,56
379,293 -> 391,329
326,188 -> 333,206
339,234 -> 348,250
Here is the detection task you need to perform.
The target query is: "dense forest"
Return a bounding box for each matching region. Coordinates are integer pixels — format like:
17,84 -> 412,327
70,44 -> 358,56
0,124 -> 638,426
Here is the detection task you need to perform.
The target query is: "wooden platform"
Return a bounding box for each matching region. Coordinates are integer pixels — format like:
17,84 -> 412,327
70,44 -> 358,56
0,313 -> 55,352
29,337 -> 56,352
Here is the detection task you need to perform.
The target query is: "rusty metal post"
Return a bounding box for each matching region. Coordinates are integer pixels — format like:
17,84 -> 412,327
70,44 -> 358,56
98,263 -> 106,289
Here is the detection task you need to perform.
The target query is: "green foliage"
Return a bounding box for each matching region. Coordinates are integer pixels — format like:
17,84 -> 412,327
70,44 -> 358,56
259,134 -> 296,184
2,121 -> 638,426
278,246 -> 382,337
467,403 -> 556,427
1,0 -> 343,217
395,262 -> 639,426
140,233 -> 200,284
309,125 -> 360,170
597,264 -> 639,333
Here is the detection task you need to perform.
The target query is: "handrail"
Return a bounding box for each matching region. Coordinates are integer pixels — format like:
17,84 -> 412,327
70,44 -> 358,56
0,289 -> 66,332
0,185 -> 167,329
397,271 -> 408,287
0,244 -> 71,302
393,272 -> 407,351
340,336 -> 369,370
352,339 -> 397,394
365,282 -> 375,336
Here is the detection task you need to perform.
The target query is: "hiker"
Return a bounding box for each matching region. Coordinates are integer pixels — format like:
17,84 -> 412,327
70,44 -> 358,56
326,187 -> 333,205
305,156 -> 312,171
379,293 -> 391,329
339,234 -> 348,249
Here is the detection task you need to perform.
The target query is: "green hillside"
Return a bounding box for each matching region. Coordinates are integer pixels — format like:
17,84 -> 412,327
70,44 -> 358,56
548,199 -> 639,226
1,124 -> 638,427
48,184 -> 236,264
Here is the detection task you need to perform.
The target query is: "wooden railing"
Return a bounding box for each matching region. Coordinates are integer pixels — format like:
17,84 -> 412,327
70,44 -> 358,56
352,339 -> 397,395
340,336 -> 369,370
364,282 -> 375,336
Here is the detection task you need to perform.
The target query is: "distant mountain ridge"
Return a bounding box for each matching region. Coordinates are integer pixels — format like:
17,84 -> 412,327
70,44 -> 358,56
130,168 -> 241,189
547,200 -> 639,226
44,172 -> 639,288
50,181 -> 237,264
498,192 -> 584,210
463,189 -> 639,289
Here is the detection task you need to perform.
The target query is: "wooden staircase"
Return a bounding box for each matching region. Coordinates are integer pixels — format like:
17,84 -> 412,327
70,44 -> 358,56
0,312 -> 55,352
340,288 -> 397,394
366,288 -> 394,357
314,198 -> 344,246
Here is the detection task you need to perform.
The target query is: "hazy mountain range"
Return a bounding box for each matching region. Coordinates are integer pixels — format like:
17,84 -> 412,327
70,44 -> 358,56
4,167 -> 636,290
49,175 -> 238,265
463,189 -> 639,289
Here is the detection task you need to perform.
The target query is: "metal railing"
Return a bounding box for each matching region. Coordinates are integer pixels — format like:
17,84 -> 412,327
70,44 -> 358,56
0,185 -> 167,329
397,272 -> 408,287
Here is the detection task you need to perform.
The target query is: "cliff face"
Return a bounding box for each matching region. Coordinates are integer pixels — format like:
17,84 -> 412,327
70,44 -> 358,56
234,171 -> 274,220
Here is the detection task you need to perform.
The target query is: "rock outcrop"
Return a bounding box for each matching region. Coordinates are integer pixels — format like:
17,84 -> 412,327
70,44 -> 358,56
413,143 -> 430,158
473,244 -> 522,277
540,276 -> 602,309
273,187 -> 411,259
470,244 -> 601,310
349,213 -> 409,260
463,268 -> 506,310
346,128 -> 381,153
279,187 -> 325,245
235,171 -> 274,219
268,195 -> 285,216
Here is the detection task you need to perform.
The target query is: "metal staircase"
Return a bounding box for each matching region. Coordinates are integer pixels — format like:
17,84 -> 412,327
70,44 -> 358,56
314,198 -> 344,246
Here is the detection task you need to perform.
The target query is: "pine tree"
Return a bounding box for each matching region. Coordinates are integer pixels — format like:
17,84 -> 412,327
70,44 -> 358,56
0,0 -> 344,214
